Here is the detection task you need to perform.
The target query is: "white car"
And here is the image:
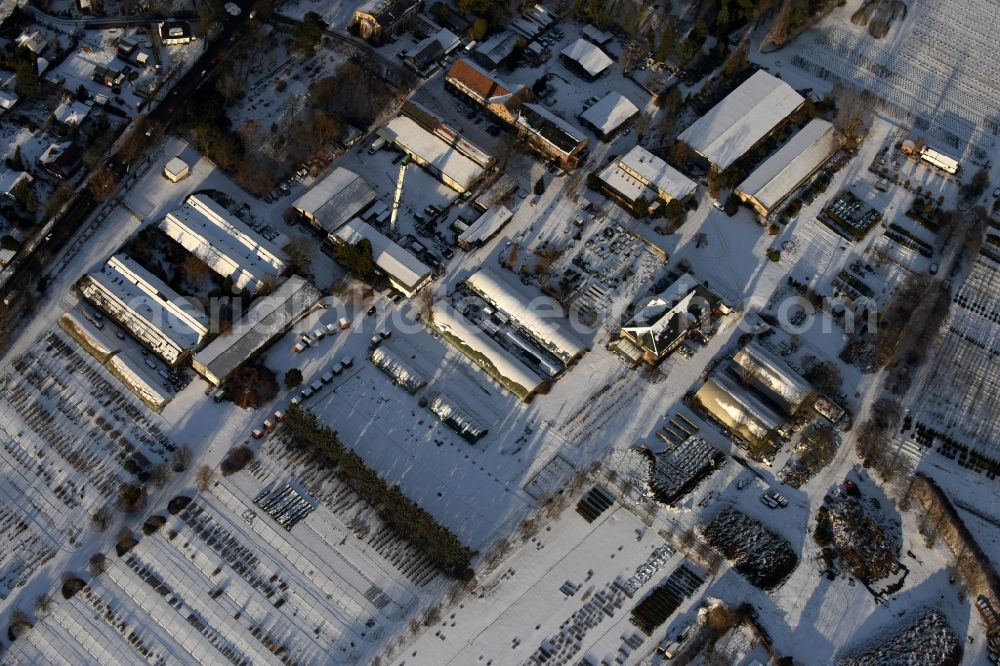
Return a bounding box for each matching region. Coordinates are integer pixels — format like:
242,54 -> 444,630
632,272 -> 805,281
713,200 -> 724,211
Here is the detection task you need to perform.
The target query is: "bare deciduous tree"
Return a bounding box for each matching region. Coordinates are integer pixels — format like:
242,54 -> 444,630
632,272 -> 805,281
196,464 -> 215,492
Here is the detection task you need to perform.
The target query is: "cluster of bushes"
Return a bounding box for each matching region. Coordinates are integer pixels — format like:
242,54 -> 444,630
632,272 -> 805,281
284,405 -> 474,577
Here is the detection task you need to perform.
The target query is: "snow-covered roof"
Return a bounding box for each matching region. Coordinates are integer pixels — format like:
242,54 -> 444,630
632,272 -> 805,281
161,194 -> 287,292
678,70 -> 804,170
432,302 -> 544,399
465,268 -> 586,362
458,204 -> 512,247
622,273 -> 720,358
371,346 -> 427,393
406,28 -> 459,69
16,30 -> 46,54
473,30 -> 519,68
600,145 -> 696,203
732,341 -> 812,408
164,156 -> 188,177
510,16 -> 543,39
920,147 -> 959,173
292,167 -> 377,233
193,276 -> 321,384
581,24 -> 613,45
80,255 -> 209,362
560,38 -> 613,77
379,116 -> 485,192
695,375 -> 784,441
58,309 -> 170,411
518,103 -> 588,155
334,219 -> 431,294
580,92 -> 639,136
0,89 -> 17,109
53,99 -> 92,126
0,169 -> 30,195
736,119 -> 839,213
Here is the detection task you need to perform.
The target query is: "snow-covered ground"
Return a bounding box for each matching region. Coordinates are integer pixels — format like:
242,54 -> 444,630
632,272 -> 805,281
2,6 -> 999,664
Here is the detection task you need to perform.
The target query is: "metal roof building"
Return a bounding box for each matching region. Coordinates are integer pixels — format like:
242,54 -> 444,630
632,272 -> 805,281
599,145 -> 697,206
59,308 -> 171,412
695,375 -> 785,443
465,268 -> 587,363
735,119 -> 840,217
161,194 -> 287,294
432,302 -> 545,401
378,115 -> 486,192
78,254 -> 209,366
559,38 -> 613,79
581,24 -> 613,46
472,30 -> 519,70
292,167 -> 377,234
192,276 -> 321,386
457,204 -> 512,249
678,70 -> 804,170
732,341 -> 813,411
333,219 -> 432,297
579,92 -> 639,139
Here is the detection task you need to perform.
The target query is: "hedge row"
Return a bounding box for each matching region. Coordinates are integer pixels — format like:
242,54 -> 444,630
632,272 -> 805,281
284,405 -> 474,578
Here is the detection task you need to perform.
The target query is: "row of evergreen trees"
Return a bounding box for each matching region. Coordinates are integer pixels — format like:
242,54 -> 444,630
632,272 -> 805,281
284,405 -> 475,578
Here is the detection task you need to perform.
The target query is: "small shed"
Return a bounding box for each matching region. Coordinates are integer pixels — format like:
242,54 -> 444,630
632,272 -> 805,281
164,157 -> 190,183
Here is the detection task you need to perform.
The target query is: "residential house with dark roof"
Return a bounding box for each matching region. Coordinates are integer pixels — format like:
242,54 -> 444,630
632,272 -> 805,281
515,103 -> 588,169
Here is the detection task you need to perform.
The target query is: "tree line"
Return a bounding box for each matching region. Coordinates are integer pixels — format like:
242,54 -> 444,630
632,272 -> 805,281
284,405 -> 475,578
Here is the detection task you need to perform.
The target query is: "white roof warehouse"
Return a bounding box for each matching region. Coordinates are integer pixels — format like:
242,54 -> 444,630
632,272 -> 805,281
78,254 -> 209,366
678,70 -> 804,171
736,118 -> 840,217
292,167 -> 377,234
161,194 -> 287,294
377,116 -> 486,193
334,219 -> 432,297
192,276 -> 321,386
465,268 -> 587,363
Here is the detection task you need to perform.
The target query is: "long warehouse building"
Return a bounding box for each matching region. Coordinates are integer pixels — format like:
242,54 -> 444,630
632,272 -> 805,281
292,167 -> 377,235
695,374 -> 785,444
431,302 -> 546,401
78,254 -> 209,366
377,115 -> 486,193
192,276 -> 321,386
735,118 -> 840,217
161,194 -> 288,294
678,70 -> 804,171
465,268 -> 587,363
732,341 -> 813,411
333,219 -> 432,297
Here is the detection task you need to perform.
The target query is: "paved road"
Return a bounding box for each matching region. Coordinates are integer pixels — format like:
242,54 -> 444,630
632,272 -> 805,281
0,0 -> 258,344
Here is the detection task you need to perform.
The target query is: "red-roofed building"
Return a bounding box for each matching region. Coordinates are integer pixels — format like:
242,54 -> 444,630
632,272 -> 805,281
444,59 -> 529,125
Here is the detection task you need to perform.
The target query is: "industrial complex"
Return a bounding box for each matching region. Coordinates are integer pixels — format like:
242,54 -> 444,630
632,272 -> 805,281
0,4 -> 997,666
